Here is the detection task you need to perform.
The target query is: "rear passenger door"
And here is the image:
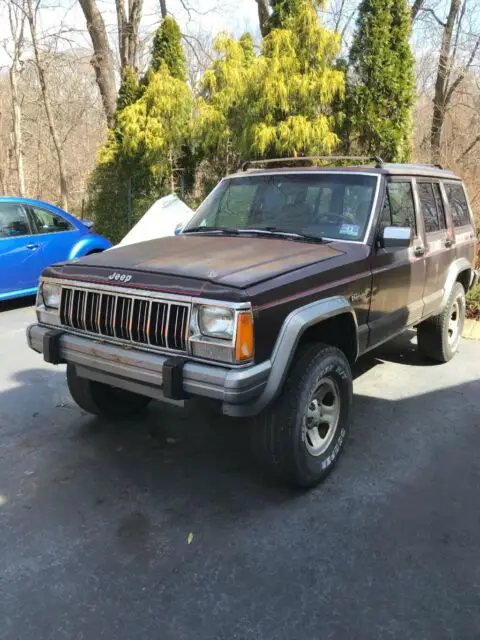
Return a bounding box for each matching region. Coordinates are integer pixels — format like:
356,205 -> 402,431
415,180 -> 455,317
443,181 -> 476,268
29,205 -> 82,271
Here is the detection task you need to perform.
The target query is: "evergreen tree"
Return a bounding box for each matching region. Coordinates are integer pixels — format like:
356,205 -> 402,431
348,0 -> 415,162
247,0 -> 344,157
196,2 -> 344,168
119,65 -> 192,191
116,66 -> 140,113
266,0 -> 324,32
150,16 -> 186,81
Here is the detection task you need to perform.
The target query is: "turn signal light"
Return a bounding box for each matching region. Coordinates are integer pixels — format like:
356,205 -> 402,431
235,312 -> 254,362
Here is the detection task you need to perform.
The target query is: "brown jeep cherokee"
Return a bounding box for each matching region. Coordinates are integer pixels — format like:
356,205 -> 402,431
27,157 -> 478,487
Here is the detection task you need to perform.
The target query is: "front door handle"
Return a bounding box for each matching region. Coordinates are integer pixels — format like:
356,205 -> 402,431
414,245 -> 425,257
26,243 -> 39,250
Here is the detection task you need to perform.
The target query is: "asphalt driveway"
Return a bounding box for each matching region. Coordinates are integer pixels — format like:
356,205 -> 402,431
1,300 -> 480,640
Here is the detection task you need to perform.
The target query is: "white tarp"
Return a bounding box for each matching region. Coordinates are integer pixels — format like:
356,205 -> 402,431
117,194 -> 194,247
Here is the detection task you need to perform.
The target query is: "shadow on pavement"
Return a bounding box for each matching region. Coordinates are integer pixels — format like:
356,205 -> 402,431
0,295 -> 36,313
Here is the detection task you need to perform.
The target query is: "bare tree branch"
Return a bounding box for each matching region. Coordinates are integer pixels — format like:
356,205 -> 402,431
419,7 -> 447,27
457,133 -> 480,162
23,0 -> 69,209
411,0 -> 426,23
445,37 -> 480,106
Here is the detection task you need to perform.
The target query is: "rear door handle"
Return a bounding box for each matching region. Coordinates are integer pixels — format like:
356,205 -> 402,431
414,246 -> 425,257
26,243 -> 39,250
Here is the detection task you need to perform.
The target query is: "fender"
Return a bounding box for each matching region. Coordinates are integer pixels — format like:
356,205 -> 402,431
224,296 -> 357,417
441,258 -> 472,308
68,236 -> 111,260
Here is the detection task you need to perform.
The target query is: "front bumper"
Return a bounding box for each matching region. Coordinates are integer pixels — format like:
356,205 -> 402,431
27,324 -> 271,417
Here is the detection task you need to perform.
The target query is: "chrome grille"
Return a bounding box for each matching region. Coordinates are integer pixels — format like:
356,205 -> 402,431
60,286 -> 190,352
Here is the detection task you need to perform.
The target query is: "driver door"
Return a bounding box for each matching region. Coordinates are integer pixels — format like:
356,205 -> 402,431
368,179 -> 426,348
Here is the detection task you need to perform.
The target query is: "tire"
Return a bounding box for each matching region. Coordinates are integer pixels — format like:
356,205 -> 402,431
251,343 -> 353,488
417,282 -> 466,363
66,364 -> 151,419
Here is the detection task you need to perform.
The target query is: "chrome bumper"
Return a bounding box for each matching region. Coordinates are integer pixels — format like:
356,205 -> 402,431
27,324 -> 271,416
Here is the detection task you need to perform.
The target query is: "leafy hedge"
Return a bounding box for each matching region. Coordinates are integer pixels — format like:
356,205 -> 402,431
466,284 -> 480,320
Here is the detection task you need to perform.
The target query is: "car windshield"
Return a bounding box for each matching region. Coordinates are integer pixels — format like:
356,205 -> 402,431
184,173 -> 378,242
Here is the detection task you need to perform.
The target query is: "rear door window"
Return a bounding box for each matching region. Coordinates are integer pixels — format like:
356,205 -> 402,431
417,182 -> 444,233
444,183 -> 471,227
30,206 -> 74,234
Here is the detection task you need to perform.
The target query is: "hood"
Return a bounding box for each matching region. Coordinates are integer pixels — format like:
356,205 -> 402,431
56,234 -> 344,288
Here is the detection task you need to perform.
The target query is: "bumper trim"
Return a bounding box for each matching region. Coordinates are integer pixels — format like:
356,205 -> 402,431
27,324 -> 270,414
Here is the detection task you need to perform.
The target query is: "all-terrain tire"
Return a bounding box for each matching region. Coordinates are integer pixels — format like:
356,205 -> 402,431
417,282 -> 466,363
251,343 -> 353,488
67,364 -> 151,419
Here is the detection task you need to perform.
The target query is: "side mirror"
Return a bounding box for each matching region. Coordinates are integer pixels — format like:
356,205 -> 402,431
82,219 -> 94,230
174,222 -> 183,236
382,226 -> 412,249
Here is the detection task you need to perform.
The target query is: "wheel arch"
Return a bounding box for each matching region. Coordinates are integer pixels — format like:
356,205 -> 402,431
441,258 -> 472,308
224,296 -> 358,417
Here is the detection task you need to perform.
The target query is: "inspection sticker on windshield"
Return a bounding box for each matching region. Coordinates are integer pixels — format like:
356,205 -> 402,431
340,224 -> 360,237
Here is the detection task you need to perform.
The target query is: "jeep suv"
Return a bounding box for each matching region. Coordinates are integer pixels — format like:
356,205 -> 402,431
27,158 -> 478,487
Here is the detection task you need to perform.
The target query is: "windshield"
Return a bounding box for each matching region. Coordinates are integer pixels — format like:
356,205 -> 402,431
184,173 -> 378,242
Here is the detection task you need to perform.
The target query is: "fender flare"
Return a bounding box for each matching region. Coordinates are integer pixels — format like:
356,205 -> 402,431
441,258 -> 472,308
223,296 -> 357,417
68,237 -> 111,260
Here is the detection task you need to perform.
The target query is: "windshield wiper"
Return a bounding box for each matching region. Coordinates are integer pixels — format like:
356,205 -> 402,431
182,226 -> 324,243
182,226 -> 241,234
239,228 -> 324,243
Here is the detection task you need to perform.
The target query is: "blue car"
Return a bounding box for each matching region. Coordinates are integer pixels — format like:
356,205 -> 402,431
0,197 -> 111,301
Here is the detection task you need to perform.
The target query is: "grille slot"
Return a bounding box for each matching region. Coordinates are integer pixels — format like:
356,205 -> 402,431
60,286 -> 189,352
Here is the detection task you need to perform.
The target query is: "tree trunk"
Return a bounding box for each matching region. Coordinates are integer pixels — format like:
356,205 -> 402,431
0,111 -> 8,195
116,0 -> 143,72
78,0 -> 117,127
7,1 -> 26,196
256,0 -> 270,36
431,0 -> 461,164
25,0 -> 69,210
160,0 -> 167,18
9,65 -> 25,196
411,0 -> 425,22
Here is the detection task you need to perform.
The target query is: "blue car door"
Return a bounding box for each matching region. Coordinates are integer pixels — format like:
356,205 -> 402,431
28,204 -> 83,271
0,202 -> 42,298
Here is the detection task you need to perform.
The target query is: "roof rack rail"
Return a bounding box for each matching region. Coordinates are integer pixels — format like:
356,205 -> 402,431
239,155 -> 385,171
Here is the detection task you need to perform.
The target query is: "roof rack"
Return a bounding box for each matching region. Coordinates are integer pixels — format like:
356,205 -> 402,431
239,155 -> 385,171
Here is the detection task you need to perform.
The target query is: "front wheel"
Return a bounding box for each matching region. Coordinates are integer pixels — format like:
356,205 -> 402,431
417,282 -> 466,363
252,343 -> 353,488
67,364 -> 151,419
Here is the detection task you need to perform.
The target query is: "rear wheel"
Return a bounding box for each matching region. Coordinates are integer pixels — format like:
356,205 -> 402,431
417,282 -> 466,363
67,364 -> 151,419
252,343 -> 353,488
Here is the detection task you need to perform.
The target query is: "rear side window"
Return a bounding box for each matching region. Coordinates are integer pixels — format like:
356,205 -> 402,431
444,183 -> 471,227
381,182 -> 417,231
417,182 -> 445,233
30,206 -> 74,234
0,203 -> 31,238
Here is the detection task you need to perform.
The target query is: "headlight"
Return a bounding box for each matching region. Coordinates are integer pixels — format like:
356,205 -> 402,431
42,282 -> 61,309
198,305 -> 234,339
